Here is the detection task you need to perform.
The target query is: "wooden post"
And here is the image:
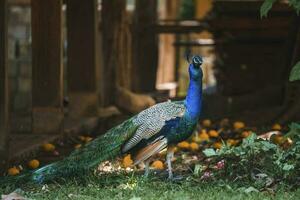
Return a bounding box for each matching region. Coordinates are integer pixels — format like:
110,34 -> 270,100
66,0 -> 100,117
100,0 -> 126,106
132,0 -> 158,93
157,0 -> 180,85
0,0 -> 9,165
31,0 -> 64,134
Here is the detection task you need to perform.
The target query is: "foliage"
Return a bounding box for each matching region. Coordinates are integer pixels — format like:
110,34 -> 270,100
260,0 -> 277,17
203,126 -> 300,190
289,61 -> 300,81
260,0 -> 300,17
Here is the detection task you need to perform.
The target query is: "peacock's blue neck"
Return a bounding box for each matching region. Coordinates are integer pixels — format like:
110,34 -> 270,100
184,65 -> 203,121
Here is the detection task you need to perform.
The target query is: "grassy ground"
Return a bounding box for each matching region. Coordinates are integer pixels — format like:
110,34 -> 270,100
1,173 -> 300,200
1,121 -> 299,199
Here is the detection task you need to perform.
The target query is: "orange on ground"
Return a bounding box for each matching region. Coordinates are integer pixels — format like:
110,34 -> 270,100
189,142 -> 199,151
241,131 -> 251,138
123,154 -> 133,168
74,144 -> 82,149
151,160 -> 164,170
28,159 -> 40,169
227,139 -> 238,146
199,129 -> 209,141
42,143 -> 55,152
272,135 -> 284,145
177,141 -> 190,149
202,119 -> 212,127
233,121 -> 245,130
213,142 -> 222,149
272,123 -> 282,131
8,167 -> 20,176
208,130 -> 219,137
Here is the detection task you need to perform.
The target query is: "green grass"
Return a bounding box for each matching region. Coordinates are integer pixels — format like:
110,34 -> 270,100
1,173 -> 300,200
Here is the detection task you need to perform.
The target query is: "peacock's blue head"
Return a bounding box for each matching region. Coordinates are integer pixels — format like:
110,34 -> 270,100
188,55 -> 203,81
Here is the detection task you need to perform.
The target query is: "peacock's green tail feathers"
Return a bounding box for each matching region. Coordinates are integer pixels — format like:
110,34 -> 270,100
1,117 -> 139,185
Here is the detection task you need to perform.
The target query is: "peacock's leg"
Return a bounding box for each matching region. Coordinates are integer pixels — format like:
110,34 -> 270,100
144,159 -> 150,177
166,149 -> 174,179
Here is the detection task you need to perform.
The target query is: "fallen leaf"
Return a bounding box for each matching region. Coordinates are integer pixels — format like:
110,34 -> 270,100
1,191 -> 26,200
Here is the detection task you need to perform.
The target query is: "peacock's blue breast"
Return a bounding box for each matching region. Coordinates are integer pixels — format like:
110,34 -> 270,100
159,116 -> 197,144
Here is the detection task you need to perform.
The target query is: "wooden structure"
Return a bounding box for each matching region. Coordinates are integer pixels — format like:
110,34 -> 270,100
101,0 -> 125,106
1,0 -> 300,167
0,0 -> 161,167
31,0 -> 64,134
155,0 -> 300,123
0,0 -> 9,165
132,0 -> 158,93
209,1 -> 294,97
66,0 -> 100,117
277,16 -> 300,123
0,0 -> 104,166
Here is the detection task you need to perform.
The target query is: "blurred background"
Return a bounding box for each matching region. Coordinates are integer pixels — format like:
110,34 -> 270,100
1,0 -> 300,169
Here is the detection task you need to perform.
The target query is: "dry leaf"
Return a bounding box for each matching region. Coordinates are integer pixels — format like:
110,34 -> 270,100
1,192 -> 26,200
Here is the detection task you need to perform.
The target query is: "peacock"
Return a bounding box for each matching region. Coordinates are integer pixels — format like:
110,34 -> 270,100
2,55 -> 203,184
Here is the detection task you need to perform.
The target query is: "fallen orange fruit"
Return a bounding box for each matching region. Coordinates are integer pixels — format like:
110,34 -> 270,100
227,139 -> 237,146
208,130 -> 219,138
177,141 -> 190,149
213,142 -> 222,149
42,143 -> 55,152
271,135 -> 284,145
151,160 -> 164,170
28,159 -> 40,169
202,119 -> 211,127
241,131 -> 251,138
272,123 -> 282,131
123,154 -> 133,168
8,167 -> 20,176
189,142 -> 199,151
199,129 -> 209,141
233,121 -> 245,130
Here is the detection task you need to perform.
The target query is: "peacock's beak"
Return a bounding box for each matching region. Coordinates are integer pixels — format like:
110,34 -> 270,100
192,56 -> 203,68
